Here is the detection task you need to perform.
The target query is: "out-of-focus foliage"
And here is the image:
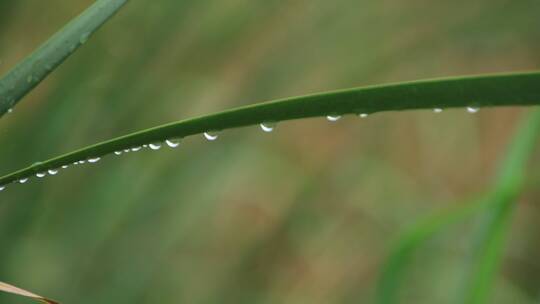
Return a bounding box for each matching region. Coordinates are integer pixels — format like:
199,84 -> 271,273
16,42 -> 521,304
377,109 -> 540,304
0,0 -> 539,303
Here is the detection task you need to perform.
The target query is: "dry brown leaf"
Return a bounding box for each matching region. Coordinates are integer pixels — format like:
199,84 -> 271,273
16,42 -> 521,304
0,281 -> 58,304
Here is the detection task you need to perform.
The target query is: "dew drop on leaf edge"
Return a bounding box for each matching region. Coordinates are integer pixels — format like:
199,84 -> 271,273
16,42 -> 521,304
467,106 -> 479,113
166,138 -> 181,148
204,132 -> 219,141
149,142 -> 162,150
260,122 -> 276,133
79,32 -> 90,44
326,115 -> 341,122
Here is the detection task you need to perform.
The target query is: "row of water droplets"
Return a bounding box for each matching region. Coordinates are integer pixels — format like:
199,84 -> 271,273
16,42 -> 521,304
0,138 -> 183,191
324,106 -> 479,122
0,129 -> 229,190
112,138 -> 182,156
434,106 -> 479,114
0,106 -> 481,192
0,130 -> 232,191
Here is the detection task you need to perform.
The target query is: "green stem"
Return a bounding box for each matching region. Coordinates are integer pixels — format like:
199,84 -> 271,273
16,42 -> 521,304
0,72 -> 539,187
0,0 -> 129,117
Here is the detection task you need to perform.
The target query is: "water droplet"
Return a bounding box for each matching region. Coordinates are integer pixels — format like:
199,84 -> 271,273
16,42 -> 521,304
62,165 -> 69,169
114,151 -> 122,155
149,142 -> 162,150
204,132 -> 218,141
7,108 -> 12,113
123,149 -> 130,153
73,162 -> 79,165
359,113 -> 369,118
78,160 -> 86,164
48,169 -> 58,175
143,144 -> 148,148
260,122 -> 276,133
36,172 -> 46,178
79,32 -> 90,44
19,178 -> 28,184
131,146 -> 142,152
467,106 -> 479,113
0,185 -> 4,191
326,115 -> 341,122
433,108 -> 443,113
165,138 -> 181,148
88,157 -> 101,163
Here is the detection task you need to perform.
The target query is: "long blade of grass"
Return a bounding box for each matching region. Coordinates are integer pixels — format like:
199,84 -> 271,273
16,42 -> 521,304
462,109 -> 540,304
0,0 -> 129,117
376,108 -> 540,304
0,281 -> 58,304
0,71 -> 539,187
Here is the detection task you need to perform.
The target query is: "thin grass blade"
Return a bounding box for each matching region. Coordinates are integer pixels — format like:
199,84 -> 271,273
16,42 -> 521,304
0,0 -> 129,117
0,281 -> 58,304
0,72 -> 539,187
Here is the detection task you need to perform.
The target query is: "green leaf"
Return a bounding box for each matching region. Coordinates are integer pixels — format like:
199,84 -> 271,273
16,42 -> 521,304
0,71 -> 539,187
0,0 -> 129,117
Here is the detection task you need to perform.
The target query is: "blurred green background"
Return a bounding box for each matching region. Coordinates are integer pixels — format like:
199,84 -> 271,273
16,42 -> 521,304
1,0 -> 540,303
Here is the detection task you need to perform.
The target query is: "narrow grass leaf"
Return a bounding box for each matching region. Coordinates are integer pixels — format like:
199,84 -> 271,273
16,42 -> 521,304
0,72 -> 539,187
0,0 -> 129,117
0,281 -> 58,304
